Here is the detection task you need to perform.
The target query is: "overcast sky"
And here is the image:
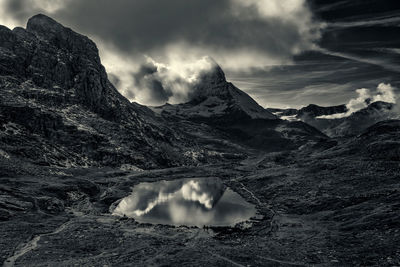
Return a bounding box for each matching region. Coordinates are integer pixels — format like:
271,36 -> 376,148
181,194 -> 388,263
0,0 -> 399,108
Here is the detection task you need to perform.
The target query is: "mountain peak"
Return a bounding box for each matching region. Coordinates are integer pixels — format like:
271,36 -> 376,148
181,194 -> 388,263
162,61 -> 277,121
27,14 -> 99,59
190,60 -> 232,102
0,14 -> 133,120
197,63 -> 226,86
27,14 -> 63,34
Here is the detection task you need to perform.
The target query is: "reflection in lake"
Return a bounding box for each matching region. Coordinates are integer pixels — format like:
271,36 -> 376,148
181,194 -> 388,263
113,178 -> 256,227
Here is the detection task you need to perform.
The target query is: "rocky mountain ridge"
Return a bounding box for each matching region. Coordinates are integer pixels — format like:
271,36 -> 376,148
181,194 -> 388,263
268,103 -> 348,119
270,100 -> 398,137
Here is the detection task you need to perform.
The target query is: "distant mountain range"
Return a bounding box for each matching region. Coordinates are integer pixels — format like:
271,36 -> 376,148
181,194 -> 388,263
270,101 -> 398,137
268,104 -> 347,119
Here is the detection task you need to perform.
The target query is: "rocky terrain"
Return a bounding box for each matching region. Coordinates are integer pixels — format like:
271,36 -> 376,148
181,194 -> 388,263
0,14 -> 399,266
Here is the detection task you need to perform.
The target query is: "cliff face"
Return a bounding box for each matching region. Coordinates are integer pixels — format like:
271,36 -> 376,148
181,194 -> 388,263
0,14 -> 134,120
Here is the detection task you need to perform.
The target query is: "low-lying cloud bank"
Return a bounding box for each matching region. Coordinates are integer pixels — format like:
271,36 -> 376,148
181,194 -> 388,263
317,83 -> 397,119
100,52 -> 217,106
132,56 -> 217,106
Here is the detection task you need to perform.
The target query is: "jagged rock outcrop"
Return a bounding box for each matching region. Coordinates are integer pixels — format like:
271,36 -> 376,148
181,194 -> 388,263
0,14 -> 135,121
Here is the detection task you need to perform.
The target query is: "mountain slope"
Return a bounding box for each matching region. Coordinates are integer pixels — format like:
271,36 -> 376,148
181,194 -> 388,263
0,14 -> 195,170
155,64 -> 328,152
355,119 -> 400,160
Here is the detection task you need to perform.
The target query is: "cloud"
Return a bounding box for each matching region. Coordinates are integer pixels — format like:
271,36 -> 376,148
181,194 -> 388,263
0,0 -> 67,23
128,56 -> 216,105
132,62 -> 170,106
373,83 -> 396,103
181,180 -> 220,209
2,0 -> 321,66
328,16 -> 400,28
318,48 -> 400,74
345,88 -> 372,115
317,83 -> 397,119
0,0 -> 323,106
53,0 -> 320,64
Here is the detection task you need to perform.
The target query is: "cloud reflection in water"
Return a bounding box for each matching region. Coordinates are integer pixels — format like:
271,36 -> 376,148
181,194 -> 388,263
113,178 -> 256,227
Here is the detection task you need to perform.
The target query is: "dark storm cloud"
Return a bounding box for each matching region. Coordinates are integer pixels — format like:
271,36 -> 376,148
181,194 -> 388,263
138,78 -> 171,105
133,64 -> 158,81
57,0 -> 231,52
108,73 -> 121,89
132,63 -> 173,105
2,0 -> 321,65
4,0 -> 26,20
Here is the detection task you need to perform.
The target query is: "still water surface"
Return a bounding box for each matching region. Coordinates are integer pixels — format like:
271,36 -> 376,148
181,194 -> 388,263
113,178 -> 256,227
